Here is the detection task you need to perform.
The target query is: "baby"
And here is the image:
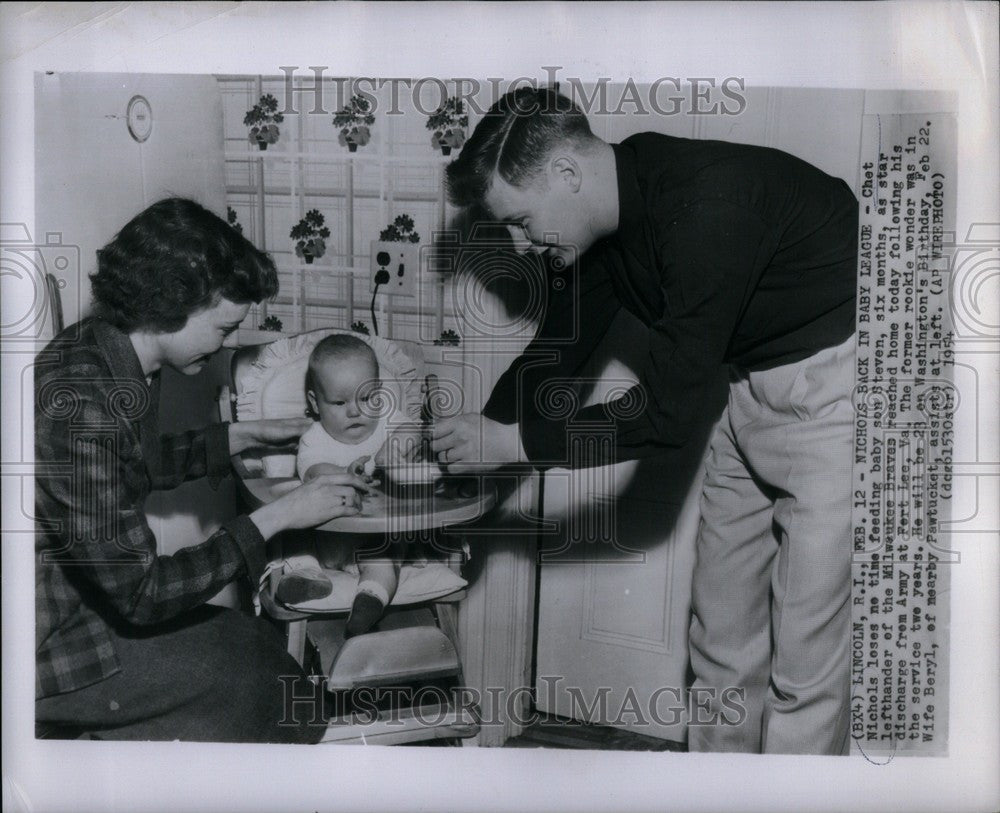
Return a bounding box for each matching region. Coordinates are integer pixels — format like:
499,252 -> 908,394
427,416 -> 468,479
277,334 -> 401,637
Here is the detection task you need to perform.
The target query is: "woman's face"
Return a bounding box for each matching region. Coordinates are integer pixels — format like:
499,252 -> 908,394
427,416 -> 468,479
159,298 -> 249,375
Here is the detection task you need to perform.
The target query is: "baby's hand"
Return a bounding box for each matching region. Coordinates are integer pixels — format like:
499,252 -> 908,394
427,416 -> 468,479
347,455 -> 371,477
348,455 -> 380,490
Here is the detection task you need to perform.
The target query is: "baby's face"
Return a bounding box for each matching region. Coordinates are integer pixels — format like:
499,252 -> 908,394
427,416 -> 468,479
308,356 -> 381,444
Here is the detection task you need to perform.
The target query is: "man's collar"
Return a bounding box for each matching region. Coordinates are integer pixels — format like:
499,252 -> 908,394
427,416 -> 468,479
611,141 -> 646,244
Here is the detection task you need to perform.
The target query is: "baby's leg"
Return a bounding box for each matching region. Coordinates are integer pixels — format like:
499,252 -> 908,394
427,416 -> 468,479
281,536 -> 323,571
357,559 -> 400,603
314,534 -> 354,570
345,545 -> 402,637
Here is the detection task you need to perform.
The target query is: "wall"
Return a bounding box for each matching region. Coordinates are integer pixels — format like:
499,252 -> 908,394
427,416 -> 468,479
218,75 -> 462,344
35,71 -> 228,326
35,72 -> 240,605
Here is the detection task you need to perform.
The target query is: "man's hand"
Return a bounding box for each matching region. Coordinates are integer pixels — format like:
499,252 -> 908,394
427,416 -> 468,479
428,413 -> 526,474
374,423 -> 427,468
229,418 -> 313,456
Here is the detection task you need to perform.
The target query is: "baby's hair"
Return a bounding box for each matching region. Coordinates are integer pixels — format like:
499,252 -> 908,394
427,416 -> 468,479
305,333 -> 380,404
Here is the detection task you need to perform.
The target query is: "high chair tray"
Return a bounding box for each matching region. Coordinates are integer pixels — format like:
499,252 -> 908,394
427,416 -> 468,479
240,477 -> 496,533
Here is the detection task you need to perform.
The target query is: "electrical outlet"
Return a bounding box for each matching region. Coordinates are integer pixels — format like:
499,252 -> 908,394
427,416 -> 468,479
370,240 -> 420,298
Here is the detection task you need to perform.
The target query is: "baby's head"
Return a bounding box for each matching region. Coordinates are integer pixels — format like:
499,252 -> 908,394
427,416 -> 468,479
305,334 -> 382,444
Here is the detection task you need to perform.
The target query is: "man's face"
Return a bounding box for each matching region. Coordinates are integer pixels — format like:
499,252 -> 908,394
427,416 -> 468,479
307,356 -> 381,445
484,166 -> 598,267
160,297 -> 249,375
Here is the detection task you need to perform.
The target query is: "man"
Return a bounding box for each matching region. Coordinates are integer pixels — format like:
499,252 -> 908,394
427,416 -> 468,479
432,87 -> 859,754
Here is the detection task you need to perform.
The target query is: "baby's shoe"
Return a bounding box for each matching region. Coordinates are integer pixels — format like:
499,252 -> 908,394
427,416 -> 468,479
275,567 -> 333,605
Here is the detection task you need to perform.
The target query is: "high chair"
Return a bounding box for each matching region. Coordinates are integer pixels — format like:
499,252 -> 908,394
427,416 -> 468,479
220,328 -> 480,745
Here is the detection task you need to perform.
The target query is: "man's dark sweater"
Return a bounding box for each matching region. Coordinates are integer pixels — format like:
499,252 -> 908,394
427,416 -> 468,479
482,132 -> 859,467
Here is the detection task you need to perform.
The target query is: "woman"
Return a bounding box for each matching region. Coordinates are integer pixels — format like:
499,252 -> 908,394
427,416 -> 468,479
34,198 -> 369,743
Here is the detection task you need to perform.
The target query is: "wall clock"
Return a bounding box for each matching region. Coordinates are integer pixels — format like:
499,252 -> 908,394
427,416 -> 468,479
126,95 -> 152,143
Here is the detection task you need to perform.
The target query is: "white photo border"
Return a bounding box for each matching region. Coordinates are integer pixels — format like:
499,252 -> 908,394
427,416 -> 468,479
2,3 -> 997,812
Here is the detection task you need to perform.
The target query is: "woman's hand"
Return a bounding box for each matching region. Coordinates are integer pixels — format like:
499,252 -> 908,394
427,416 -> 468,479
228,418 -> 313,456
249,472 -> 373,538
428,414 -> 526,474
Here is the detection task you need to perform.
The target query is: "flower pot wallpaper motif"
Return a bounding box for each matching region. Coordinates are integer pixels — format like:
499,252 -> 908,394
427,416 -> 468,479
371,215 -> 422,296
290,209 -> 331,264
244,93 -> 284,150
378,214 -> 421,244
333,94 -> 376,153
426,96 -> 469,156
433,329 -> 460,346
226,206 -> 244,235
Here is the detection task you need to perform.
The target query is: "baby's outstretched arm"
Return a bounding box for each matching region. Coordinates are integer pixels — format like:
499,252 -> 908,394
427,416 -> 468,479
302,462 -> 347,482
303,456 -> 374,483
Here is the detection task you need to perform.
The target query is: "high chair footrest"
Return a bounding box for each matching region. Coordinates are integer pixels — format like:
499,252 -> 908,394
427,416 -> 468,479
319,704 -> 479,745
327,627 -> 460,690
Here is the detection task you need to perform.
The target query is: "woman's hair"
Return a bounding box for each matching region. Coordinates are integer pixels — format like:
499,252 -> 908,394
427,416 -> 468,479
91,197 -> 278,332
445,87 -> 596,211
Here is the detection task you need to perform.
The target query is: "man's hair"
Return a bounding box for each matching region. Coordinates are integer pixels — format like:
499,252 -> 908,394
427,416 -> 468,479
445,87 -> 595,210
91,197 -> 278,332
305,333 -> 380,400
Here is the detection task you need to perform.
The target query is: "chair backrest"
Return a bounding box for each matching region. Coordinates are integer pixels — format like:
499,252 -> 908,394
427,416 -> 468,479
45,272 -> 64,335
231,328 -> 425,477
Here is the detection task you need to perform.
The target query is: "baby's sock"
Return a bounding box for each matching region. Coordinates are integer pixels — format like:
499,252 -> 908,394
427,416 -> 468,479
345,581 -> 390,638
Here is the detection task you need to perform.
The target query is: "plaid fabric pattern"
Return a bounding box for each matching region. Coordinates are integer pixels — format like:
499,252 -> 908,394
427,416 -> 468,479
35,318 -> 268,699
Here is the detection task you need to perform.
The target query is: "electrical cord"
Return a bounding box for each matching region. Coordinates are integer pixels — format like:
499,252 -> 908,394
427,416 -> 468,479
370,269 -> 390,336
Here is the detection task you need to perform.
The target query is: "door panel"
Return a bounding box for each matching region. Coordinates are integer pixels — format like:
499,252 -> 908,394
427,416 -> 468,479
535,310 -> 724,742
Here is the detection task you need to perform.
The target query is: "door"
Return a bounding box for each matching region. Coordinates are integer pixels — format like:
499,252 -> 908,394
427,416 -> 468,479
534,310 -> 725,742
